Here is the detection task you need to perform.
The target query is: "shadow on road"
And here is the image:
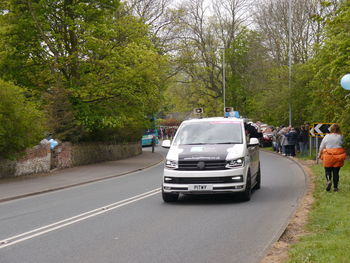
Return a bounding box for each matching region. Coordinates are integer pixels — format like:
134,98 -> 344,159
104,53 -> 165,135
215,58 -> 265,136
163,191 -> 259,205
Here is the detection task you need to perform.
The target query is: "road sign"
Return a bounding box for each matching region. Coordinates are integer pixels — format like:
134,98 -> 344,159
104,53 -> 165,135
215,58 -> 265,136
225,111 -> 240,118
309,123 -> 335,137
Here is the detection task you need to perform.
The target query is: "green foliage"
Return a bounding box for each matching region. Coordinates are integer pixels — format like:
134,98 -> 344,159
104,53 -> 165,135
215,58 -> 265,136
290,63 -> 314,126
162,0 -> 349,143
306,1 -> 350,147
45,86 -> 82,142
164,66 -> 223,118
0,79 -> 45,159
235,0 -> 350,135
226,29 -> 253,114
250,64 -> 290,126
0,0 -> 349,149
166,29 -> 269,119
0,1 -> 169,143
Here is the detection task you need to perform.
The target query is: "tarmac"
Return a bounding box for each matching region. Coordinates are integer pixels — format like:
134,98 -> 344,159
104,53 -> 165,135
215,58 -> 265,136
0,151 -> 164,203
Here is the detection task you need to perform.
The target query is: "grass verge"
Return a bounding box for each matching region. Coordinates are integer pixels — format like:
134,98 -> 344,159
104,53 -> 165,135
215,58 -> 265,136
287,161 -> 350,263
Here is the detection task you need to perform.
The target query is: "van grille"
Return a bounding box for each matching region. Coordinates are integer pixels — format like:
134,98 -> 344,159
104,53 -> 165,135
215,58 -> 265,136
178,160 -> 227,170
166,176 -> 241,184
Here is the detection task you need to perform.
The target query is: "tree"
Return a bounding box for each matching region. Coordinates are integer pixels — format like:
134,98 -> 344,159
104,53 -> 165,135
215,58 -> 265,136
0,79 -> 45,159
124,0 -> 176,51
307,1 -> 350,146
162,0 -> 254,117
0,1 -> 169,142
224,29 -> 269,117
253,0 -> 339,65
250,0 -> 343,126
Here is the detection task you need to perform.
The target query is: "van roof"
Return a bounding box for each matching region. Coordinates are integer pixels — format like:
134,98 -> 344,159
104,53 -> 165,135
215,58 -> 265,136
183,117 -> 244,124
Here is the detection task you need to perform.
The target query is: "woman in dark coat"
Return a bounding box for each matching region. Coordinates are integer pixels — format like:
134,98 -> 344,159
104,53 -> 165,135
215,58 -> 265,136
285,127 -> 298,156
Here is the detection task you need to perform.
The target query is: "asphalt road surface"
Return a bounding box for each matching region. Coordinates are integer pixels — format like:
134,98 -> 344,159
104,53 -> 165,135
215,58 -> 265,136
0,147 -> 306,263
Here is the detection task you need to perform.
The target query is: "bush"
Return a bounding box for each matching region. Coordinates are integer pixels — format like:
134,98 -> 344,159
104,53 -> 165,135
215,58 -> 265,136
0,79 -> 45,159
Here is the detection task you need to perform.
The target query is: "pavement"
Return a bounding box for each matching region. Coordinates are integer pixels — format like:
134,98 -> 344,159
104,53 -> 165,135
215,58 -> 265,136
0,151 -> 164,203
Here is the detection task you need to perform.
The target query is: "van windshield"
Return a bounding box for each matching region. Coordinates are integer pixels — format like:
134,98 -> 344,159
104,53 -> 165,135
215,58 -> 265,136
173,122 -> 243,146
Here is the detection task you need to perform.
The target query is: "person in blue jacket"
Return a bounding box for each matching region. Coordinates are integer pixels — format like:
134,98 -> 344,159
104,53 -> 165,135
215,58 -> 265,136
285,127 -> 298,156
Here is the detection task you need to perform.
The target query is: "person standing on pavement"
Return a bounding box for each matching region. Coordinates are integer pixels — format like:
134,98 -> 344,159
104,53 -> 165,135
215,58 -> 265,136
279,127 -> 289,156
272,127 -> 278,152
276,126 -> 284,153
318,124 -> 347,192
294,127 -> 300,153
151,135 -> 156,153
298,125 -> 309,156
285,127 -> 298,157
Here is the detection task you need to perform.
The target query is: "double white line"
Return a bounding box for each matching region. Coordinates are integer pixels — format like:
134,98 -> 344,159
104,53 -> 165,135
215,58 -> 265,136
0,188 -> 161,249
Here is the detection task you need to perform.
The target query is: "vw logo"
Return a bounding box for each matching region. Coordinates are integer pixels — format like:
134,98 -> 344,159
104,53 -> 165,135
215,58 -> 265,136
197,161 -> 205,170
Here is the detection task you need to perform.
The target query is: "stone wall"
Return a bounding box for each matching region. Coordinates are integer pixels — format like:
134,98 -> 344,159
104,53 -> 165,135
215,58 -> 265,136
53,142 -> 142,169
0,144 -> 51,178
0,142 -> 141,178
53,142 -> 72,169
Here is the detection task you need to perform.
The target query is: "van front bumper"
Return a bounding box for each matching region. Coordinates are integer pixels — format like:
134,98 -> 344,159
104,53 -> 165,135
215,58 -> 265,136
162,167 -> 248,194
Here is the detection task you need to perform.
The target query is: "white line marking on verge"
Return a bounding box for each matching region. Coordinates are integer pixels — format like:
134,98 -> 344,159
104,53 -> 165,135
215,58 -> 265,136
0,188 -> 161,249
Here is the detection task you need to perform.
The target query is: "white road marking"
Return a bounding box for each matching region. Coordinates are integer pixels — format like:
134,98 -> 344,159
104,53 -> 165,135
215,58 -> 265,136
0,188 -> 161,249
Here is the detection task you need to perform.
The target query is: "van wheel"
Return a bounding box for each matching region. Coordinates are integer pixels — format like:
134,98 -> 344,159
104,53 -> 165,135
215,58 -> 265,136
162,190 -> 179,202
254,164 -> 261,190
241,173 -> 252,201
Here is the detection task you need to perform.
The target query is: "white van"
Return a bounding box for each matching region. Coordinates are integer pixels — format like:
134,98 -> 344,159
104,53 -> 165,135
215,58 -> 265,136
161,117 -> 260,202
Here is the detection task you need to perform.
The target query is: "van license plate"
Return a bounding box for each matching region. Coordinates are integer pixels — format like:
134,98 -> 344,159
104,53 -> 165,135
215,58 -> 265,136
188,184 -> 213,191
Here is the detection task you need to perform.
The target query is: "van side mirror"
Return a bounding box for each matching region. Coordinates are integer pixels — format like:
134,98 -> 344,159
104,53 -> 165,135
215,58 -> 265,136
162,140 -> 171,148
248,138 -> 259,146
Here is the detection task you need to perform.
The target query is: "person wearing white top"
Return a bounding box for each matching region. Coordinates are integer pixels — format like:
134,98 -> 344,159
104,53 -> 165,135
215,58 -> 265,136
318,124 -> 346,192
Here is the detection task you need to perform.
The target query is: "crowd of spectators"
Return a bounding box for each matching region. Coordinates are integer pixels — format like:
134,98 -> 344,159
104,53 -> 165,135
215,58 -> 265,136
158,126 -> 178,140
271,125 -> 309,157
244,121 -> 309,157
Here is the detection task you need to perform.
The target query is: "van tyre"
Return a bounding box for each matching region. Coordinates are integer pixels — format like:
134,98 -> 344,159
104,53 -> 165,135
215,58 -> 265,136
254,164 -> 261,190
162,190 -> 179,202
241,173 -> 252,201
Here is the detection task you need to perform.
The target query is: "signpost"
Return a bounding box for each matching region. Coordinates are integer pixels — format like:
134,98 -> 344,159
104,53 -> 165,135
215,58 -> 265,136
309,123 -> 335,137
309,123 -> 335,162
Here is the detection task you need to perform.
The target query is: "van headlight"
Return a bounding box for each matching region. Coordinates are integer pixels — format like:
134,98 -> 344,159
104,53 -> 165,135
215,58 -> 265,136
165,159 -> 178,169
225,158 -> 245,169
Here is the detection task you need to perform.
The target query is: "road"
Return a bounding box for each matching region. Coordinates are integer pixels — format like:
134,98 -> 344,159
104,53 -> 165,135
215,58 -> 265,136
0,147 -> 306,263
